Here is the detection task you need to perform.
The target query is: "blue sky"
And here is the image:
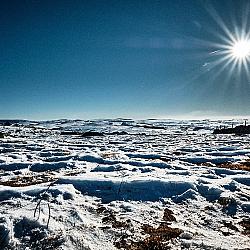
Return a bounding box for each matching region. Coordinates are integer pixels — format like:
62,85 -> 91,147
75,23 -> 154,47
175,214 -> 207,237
0,0 -> 249,120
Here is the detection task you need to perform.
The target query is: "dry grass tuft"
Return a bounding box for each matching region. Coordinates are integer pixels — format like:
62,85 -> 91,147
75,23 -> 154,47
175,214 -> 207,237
97,205 -> 131,229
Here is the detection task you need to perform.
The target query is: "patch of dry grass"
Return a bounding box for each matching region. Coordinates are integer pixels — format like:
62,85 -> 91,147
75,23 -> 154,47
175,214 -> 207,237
218,161 -> 250,172
114,207 -> 182,250
200,159 -> 250,172
0,174 -> 55,187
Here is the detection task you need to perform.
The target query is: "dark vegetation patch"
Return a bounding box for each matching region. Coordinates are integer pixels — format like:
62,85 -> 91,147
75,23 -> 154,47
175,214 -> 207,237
217,197 -> 238,215
217,197 -> 236,207
239,218 -> 250,236
222,221 -> 239,232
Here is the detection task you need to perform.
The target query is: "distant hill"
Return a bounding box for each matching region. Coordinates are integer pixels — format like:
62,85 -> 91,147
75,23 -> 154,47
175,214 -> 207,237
0,120 -> 30,126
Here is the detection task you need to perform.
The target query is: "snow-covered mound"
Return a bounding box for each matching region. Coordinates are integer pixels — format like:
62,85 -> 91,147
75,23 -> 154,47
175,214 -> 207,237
0,119 -> 249,249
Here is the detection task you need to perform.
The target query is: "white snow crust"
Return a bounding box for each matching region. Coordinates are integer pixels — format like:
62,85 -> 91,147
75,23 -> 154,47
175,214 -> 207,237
0,119 -> 249,249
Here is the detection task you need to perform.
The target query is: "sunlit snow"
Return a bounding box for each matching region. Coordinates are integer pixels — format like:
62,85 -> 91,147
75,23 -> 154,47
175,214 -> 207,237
0,119 -> 249,249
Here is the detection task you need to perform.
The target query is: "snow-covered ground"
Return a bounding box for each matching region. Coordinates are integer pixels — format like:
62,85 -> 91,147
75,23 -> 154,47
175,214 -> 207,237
0,119 -> 249,249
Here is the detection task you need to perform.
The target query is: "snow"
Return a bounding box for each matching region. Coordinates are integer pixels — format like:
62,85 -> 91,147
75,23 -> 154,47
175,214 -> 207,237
57,176 -> 197,203
30,161 -> 73,172
0,119 -> 249,249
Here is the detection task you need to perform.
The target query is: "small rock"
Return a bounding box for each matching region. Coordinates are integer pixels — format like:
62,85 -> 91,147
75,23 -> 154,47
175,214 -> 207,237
181,239 -> 192,248
180,232 -> 193,240
163,208 -> 176,222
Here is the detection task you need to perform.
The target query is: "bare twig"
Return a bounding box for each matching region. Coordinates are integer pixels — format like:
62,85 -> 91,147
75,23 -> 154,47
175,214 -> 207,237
33,181 -> 57,228
47,203 -> 51,228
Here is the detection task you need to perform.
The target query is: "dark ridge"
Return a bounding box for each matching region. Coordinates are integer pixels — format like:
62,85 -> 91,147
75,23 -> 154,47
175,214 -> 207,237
0,120 -> 30,126
82,131 -> 104,137
193,126 -> 210,131
135,124 -> 165,130
61,131 -> 104,137
60,131 -> 82,135
213,125 -> 250,135
107,131 -> 128,135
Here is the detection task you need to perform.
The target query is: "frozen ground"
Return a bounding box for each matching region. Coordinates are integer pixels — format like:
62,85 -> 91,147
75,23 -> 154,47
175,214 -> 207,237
0,119 -> 249,249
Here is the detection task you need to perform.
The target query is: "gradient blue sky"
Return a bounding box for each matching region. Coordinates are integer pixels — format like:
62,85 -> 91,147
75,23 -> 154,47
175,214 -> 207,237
1,0 -> 249,120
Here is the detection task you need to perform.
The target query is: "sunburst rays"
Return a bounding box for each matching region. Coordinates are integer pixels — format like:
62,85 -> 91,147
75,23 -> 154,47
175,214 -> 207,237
203,1 -> 250,78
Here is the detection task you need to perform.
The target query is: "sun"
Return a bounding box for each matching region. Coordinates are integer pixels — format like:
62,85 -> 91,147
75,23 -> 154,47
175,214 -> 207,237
204,34 -> 250,79
231,40 -> 250,59
194,2 -> 250,80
